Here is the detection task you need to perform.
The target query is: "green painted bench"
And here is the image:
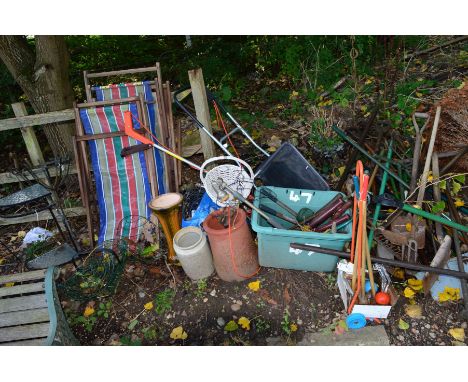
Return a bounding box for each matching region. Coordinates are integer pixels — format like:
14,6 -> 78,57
0,267 -> 78,345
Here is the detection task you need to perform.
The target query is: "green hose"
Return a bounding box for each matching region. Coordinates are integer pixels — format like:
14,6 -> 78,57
402,204 -> 468,233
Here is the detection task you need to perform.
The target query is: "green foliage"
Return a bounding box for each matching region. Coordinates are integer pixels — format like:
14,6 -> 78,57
195,279 -> 207,298
281,309 -> 292,336
153,288 -> 175,315
23,237 -> 56,261
431,201 -> 446,214
142,326 -> 159,341
253,317 -> 271,333
97,301 -> 112,319
128,319 -> 139,330
120,336 -> 142,346
68,311 -> 97,333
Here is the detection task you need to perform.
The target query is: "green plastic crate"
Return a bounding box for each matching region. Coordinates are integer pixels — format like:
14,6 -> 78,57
252,186 -> 352,272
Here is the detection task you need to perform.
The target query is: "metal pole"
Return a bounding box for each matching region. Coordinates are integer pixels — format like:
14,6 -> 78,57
289,243 -> 468,280
332,125 -> 409,189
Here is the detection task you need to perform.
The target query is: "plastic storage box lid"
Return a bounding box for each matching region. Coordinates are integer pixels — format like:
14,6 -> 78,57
254,142 -> 329,191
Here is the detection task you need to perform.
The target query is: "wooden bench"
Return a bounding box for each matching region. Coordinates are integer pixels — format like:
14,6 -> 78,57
0,268 -> 78,345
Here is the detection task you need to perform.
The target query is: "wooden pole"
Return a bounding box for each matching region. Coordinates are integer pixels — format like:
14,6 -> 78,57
188,68 -> 216,161
415,106 -> 441,208
11,103 -> 45,166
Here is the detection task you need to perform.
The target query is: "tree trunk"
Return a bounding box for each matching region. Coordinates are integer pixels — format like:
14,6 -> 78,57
0,35 -> 75,158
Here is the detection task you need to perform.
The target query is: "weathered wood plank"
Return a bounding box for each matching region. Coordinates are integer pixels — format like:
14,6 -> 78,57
0,206 -> 86,226
86,66 -> 158,78
0,270 -> 46,284
0,165 -> 78,185
12,103 -> 45,166
0,109 -> 75,132
0,282 -> 45,298
0,308 -> 49,328
1,337 -> 46,345
0,294 -> 47,314
188,68 -> 216,160
0,322 -> 49,342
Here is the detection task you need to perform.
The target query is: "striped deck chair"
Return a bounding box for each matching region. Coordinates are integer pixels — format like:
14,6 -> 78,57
74,98 -> 156,246
94,81 -> 167,195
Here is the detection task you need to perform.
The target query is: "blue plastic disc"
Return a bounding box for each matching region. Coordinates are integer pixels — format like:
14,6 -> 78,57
346,313 -> 367,330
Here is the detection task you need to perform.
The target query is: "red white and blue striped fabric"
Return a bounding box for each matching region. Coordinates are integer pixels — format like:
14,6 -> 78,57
95,81 -> 167,194
79,102 -> 152,244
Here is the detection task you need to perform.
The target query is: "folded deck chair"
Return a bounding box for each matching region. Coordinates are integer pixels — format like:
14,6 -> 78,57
74,97 -> 157,246
93,81 -> 168,195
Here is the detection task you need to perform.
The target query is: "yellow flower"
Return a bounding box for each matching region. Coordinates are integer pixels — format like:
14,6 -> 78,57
170,326 -> 188,340
248,280 -> 261,292
238,317 -> 251,330
4,282 -> 15,287
83,306 -> 95,317
144,301 -> 154,310
405,223 -> 412,232
290,323 -> 298,332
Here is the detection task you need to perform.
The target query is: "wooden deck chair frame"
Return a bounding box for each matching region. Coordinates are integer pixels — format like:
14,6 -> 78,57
73,95 -> 159,248
83,63 -> 180,191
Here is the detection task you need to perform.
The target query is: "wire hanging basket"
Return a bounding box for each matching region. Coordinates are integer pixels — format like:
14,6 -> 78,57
200,156 -> 254,207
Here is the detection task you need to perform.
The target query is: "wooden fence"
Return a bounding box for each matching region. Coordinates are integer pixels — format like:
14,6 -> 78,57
0,103 -> 85,225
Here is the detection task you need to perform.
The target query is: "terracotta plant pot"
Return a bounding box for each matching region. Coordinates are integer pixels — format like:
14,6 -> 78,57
203,208 -> 259,282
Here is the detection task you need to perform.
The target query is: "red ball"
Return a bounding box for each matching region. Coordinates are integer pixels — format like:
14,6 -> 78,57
375,291 -> 391,305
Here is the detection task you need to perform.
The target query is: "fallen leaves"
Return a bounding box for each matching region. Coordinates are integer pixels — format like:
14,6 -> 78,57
128,319 -> 139,330
398,318 -> 410,330
283,285 -> 291,306
403,287 -> 416,299
248,280 -> 261,292
438,287 -> 460,302
408,279 -> 423,291
454,198 -> 465,207
258,289 -> 278,305
170,326 -> 188,340
83,306 -> 95,317
144,301 -> 154,310
448,328 -> 465,342
403,279 -> 423,299
405,304 -> 422,319
266,135 -> 282,152
238,317 -> 250,330
224,320 -> 239,332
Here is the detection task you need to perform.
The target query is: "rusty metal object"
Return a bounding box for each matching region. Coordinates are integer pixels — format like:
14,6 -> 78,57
302,194 -> 344,228
148,193 -> 183,262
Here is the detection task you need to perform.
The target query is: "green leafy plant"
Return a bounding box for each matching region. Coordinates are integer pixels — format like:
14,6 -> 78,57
281,309 -> 292,336
253,317 -> 271,333
23,237 -> 56,262
154,288 -> 175,315
67,310 -> 97,333
195,279 -> 207,298
63,197 -> 81,209
120,336 -> 142,346
142,326 -> 159,341
97,301 -> 112,319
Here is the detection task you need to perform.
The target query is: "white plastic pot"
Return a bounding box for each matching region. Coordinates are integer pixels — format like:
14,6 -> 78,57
173,226 -> 214,280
